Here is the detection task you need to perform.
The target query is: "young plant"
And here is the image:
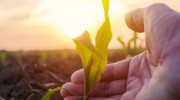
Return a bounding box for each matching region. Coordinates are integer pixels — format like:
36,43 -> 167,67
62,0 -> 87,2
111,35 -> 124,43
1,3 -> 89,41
41,87 -> 61,100
73,0 -> 112,99
41,0 -> 112,99
118,32 -> 145,57
0,51 -> 8,66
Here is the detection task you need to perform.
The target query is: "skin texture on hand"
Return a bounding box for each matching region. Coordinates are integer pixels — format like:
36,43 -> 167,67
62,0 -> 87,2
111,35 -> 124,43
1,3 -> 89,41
61,3 -> 180,100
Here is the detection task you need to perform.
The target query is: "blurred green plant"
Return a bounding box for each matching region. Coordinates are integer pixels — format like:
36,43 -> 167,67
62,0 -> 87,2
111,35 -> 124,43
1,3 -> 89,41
41,87 -> 61,100
117,32 -> 146,57
0,52 -> 8,66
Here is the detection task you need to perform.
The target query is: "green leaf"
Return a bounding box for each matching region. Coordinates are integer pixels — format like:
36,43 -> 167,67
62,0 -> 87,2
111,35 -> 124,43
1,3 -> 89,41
41,87 -> 61,100
102,0 -> 110,17
95,18 -> 112,58
73,31 -> 103,60
73,31 -> 102,97
0,52 -> 8,66
74,31 -> 108,98
73,0 -> 112,99
74,9 -> 112,100
88,17 -> 112,92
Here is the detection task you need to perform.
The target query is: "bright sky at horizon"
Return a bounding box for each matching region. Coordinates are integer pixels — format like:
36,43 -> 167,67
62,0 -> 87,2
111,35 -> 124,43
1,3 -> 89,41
0,0 -> 180,51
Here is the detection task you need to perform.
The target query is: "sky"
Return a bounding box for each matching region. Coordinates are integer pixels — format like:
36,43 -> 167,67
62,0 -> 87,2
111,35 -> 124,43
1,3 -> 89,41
0,0 -> 180,50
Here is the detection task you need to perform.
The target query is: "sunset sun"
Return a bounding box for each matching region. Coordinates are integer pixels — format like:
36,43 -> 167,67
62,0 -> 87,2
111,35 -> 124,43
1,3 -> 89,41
30,0 -> 126,38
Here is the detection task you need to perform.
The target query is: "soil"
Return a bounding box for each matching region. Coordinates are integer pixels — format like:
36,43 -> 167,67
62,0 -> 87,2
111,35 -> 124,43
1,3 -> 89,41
0,49 -> 127,100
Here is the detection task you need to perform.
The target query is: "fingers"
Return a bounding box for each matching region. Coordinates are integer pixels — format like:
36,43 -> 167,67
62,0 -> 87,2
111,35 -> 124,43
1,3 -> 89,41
64,96 -> 79,100
125,3 -> 180,65
60,82 -> 83,98
90,80 -> 126,97
62,59 -> 130,99
71,69 -> 84,83
61,80 -> 126,98
125,8 -> 144,32
64,95 -> 121,100
125,3 -> 177,33
71,58 -> 131,84
101,58 -> 130,81
88,95 -> 121,100
145,3 -> 178,21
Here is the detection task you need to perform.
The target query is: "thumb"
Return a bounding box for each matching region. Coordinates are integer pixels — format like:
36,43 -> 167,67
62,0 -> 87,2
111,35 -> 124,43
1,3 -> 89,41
125,8 -> 144,32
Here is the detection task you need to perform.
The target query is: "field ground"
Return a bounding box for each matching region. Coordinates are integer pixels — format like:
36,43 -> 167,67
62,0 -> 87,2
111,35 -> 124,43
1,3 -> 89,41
0,49 -> 144,100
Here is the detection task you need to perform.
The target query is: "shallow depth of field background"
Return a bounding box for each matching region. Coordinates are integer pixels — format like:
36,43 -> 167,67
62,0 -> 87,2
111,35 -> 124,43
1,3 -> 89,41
0,0 -> 180,99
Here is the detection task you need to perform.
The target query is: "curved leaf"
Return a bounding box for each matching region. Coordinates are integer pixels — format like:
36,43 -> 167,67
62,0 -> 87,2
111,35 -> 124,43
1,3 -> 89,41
102,0 -> 109,17
73,0 -> 112,99
41,87 -> 61,100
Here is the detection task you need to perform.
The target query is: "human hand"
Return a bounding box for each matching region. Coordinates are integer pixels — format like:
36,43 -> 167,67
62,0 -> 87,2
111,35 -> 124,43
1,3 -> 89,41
61,3 -> 180,100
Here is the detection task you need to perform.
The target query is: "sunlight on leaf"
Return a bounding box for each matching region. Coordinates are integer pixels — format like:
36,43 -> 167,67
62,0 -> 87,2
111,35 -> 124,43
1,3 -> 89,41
41,0 -> 112,100
73,0 -> 112,99
102,0 -> 109,17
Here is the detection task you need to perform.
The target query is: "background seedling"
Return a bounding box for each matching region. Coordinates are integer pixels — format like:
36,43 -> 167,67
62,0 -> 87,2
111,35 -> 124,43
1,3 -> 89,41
0,51 -> 8,66
117,32 -> 145,57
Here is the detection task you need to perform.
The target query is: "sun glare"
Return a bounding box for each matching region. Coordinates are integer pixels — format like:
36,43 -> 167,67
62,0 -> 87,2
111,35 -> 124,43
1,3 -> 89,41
29,0 -> 126,38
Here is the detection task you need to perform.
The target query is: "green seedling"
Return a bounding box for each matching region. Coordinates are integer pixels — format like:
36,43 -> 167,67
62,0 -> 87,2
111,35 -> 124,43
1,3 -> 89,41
0,52 -> 8,66
41,0 -> 112,100
41,87 -> 61,100
118,32 -> 145,57
73,0 -> 112,99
